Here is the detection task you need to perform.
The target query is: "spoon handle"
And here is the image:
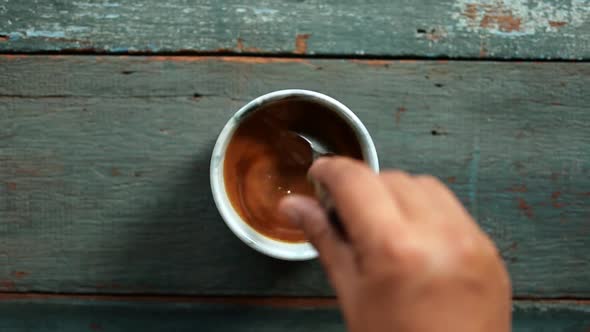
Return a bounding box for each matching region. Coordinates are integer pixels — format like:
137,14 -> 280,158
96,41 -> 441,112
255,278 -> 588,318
327,208 -> 347,240
310,176 -> 348,240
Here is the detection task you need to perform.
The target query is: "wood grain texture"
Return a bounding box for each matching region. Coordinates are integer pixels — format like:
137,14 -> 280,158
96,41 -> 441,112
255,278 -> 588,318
0,56 -> 589,297
0,297 -> 589,331
0,0 -> 589,59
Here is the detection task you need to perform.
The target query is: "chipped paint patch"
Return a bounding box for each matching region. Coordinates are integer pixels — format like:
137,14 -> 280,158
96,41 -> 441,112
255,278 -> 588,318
236,38 -> 263,53
518,197 -> 534,219
507,184 -> 528,192
395,106 -> 407,125
453,0 -> 590,35
549,21 -> 567,27
416,26 -> 448,42
294,34 -> 310,54
253,8 -> 278,15
24,29 -> 66,38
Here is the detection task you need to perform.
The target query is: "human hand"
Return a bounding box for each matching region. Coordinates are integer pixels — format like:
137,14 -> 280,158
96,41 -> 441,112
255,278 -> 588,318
279,157 -> 511,332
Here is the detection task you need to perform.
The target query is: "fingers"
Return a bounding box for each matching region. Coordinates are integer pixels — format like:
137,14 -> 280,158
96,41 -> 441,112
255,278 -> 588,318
279,195 -> 356,289
309,157 -> 407,252
379,171 -> 431,219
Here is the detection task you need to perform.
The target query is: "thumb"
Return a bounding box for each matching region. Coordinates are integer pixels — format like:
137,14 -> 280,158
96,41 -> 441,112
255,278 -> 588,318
279,195 -> 355,285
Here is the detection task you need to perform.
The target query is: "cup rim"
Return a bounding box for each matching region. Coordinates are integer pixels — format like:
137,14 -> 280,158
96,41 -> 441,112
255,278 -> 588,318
210,89 -> 379,260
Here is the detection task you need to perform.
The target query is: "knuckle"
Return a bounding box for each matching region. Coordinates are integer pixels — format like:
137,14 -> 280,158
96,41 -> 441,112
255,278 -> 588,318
450,236 -> 498,268
315,157 -> 367,185
454,239 -> 480,264
380,238 -> 428,270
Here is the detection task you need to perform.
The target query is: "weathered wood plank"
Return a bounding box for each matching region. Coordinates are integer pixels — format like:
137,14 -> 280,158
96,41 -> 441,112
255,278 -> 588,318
0,297 -> 588,332
0,56 -> 589,297
0,0 -> 589,59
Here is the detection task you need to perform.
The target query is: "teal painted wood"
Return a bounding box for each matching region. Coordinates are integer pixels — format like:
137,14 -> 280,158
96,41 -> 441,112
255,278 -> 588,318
0,1 -> 589,59
0,56 -> 589,297
0,299 -> 588,331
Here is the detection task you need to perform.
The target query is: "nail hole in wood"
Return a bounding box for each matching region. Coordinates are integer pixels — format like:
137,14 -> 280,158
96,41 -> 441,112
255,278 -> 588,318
431,127 -> 448,136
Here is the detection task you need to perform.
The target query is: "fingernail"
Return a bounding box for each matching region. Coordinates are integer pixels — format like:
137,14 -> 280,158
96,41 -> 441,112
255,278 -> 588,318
313,156 -> 331,167
308,157 -> 330,179
279,196 -> 302,226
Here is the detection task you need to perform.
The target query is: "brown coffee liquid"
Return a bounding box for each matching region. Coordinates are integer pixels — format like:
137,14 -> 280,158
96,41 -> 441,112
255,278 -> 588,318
224,98 -> 364,243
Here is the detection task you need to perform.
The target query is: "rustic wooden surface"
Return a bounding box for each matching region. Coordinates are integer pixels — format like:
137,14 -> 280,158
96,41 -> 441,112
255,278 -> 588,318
0,296 -> 589,331
1,0 -> 589,328
0,56 -> 588,298
0,0 -> 589,59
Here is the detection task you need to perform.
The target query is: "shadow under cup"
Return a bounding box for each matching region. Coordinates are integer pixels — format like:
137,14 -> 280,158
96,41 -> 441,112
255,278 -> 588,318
210,90 -> 379,260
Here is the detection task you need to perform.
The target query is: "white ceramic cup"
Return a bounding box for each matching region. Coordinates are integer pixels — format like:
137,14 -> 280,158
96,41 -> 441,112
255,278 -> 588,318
210,89 -> 379,260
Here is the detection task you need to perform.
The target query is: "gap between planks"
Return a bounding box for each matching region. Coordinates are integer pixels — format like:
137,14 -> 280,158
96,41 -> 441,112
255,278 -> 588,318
0,292 -> 589,307
0,52 -> 588,63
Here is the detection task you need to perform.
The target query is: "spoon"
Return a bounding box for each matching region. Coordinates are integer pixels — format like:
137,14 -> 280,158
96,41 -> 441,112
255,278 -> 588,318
291,132 -> 347,239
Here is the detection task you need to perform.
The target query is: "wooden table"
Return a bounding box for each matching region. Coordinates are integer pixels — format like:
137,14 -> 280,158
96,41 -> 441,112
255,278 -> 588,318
1,1 -> 589,330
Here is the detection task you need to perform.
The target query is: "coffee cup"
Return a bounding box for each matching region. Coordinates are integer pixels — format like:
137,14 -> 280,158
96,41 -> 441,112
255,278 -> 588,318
210,89 -> 379,260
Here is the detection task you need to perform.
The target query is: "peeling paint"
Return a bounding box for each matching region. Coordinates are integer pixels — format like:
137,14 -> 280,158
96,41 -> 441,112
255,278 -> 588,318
453,0 -> 590,35
507,184 -> 528,192
24,29 -> 66,38
549,21 -> 567,27
417,26 -> 448,42
518,197 -> 534,219
236,37 -> 263,53
551,191 -> 565,208
253,8 -> 278,15
395,106 -> 406,125
294,34 -> 310,54
480,10 -> 522,32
